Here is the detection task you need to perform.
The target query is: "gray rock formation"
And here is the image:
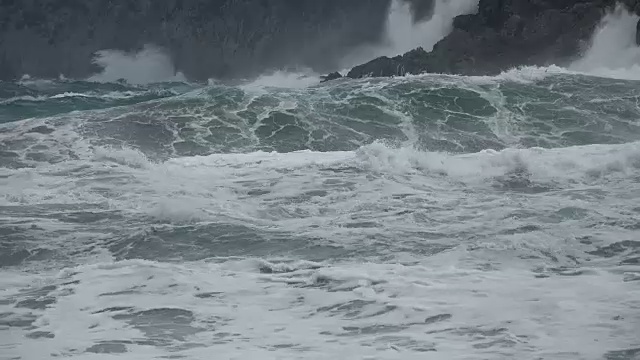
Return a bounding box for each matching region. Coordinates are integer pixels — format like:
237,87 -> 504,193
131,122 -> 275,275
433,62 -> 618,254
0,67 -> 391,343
0,0 -> 394,81
343,0 -> 640,80
5,0 -> 637,83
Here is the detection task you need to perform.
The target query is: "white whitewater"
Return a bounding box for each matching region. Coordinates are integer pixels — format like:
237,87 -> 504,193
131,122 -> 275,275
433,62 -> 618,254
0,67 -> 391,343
81,0 -> 480,87
340,0 -> 479,70
246,0 -> 481,88
384,0 -> 479,55
239,69 -> 322,90
87,44 -> 186,85
570,4 -> 640,80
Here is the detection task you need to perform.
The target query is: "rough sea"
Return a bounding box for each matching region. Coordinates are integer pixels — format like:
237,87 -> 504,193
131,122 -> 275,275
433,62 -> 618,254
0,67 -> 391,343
1,65 -> 639,360
2,3 -> 640,360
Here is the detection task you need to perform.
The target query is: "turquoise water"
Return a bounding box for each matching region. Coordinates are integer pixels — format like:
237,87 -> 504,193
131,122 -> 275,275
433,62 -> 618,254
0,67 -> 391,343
1,69 -> 639,359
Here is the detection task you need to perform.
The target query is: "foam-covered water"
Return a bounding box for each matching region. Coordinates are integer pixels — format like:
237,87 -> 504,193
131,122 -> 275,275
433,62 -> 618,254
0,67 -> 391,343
2,66 -> 640,360
2,5 -> 640,360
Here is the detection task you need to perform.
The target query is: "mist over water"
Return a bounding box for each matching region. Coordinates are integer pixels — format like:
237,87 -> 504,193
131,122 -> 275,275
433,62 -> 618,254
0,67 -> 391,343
384,0 -> 478,55
571,4 -> 640,79
87,44 -> 187,85
82,0 -> 480,86
340,0 -> 479,71
84,0 -> 481,88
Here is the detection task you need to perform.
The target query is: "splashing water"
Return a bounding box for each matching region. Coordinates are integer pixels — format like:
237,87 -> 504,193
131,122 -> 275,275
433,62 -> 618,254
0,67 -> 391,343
87,44 -> 187,85
384,0 -> 478,55
339,0 -> 479,71
239,70 -> 322,90
570,4 -> 640,79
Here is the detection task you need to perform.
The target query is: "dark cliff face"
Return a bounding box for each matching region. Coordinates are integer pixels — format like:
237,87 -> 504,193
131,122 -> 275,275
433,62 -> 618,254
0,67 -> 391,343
0,0 -> 393,81
345,0 -> 640,79
4,0 -> 634,83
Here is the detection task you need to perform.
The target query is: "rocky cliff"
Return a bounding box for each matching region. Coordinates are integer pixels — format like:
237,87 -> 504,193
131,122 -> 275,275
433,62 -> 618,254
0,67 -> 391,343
5,0 -> 628,83
0,0 -> 399,81
343,0 -> 640,80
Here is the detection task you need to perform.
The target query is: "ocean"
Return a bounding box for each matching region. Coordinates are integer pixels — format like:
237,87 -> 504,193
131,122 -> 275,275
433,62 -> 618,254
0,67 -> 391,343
1,2 -> 640,360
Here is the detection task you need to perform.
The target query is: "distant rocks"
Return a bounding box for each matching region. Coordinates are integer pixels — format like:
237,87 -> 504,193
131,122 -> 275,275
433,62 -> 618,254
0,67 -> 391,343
346,47 -> 431,78
0,0 -> 392,82
4,0 -> 640,83
324,0 -> 640,82
320,72 -> 343,83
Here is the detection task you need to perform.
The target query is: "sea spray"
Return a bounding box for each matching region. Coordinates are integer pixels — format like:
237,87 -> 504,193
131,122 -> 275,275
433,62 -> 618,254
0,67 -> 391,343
339,0 -> 479,71
571,4 -> 640,79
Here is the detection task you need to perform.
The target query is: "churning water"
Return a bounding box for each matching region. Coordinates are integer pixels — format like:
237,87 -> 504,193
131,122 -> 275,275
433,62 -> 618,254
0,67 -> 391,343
1,3 -> 640,360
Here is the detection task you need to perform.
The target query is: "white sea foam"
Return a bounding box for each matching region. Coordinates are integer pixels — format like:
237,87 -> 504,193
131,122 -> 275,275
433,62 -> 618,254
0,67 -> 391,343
355,140 -> 640,183
0,90 -> 164,105
87,44 -> 187,85
2,254 -> 638,359
238,70 -> 322,90
1,145 -> 638,359
2,61 -> 640,360
391,64 -> 570,85
3,137 -> 639,228
0,95 -> 49,104
570,4 -> 640,80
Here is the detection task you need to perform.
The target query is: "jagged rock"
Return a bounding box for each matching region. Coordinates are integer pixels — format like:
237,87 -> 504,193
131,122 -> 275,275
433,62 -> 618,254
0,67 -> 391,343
346,47 -> 431,78
341,0 -> 639,81
347,56 -> 404,78
0,0 -> 393,81
320,72 -> 343,83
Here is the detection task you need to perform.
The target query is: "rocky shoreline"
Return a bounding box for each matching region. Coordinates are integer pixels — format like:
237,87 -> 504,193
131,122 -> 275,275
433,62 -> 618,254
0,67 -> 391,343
2,0 -> 638,83
324,0 -> 640,82
0,0 -> 397,82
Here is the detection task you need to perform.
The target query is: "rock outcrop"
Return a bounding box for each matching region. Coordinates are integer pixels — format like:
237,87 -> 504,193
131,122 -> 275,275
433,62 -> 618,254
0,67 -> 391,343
342,0 -> 640,80
0,0 -> 393,81
4,0 -> 637,83
320,72 -> 344,83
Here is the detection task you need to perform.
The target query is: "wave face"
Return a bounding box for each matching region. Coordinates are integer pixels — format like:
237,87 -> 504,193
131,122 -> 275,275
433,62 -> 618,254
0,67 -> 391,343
2,66 -> 640,359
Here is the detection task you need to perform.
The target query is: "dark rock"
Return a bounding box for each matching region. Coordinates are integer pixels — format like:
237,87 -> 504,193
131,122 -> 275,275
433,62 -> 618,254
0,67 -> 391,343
347,55 -> 405,78
346,47 -> 432,78
0,0 -> 394,82
345,0 -> 639,80
320,72 -> 343,83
